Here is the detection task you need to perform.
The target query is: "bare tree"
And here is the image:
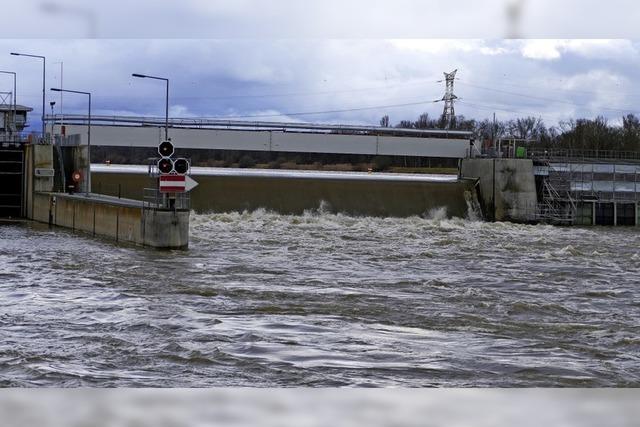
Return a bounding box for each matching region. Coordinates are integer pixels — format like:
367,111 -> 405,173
415,113 -> 432,129
396,120 -> 414,129
506,116 -> 544,140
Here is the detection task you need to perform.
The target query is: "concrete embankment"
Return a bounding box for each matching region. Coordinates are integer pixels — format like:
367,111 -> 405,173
91,165 -> 480,218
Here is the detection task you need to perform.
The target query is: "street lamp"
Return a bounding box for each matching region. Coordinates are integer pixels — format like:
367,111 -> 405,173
132,73 -> 169,141
0,70 -> 16,135
49,101 -> 56,136
51,87 -> 91,197
11,52 -> 46,140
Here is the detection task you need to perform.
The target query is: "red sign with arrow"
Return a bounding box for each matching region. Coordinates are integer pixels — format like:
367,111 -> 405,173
159,175 -> 186,192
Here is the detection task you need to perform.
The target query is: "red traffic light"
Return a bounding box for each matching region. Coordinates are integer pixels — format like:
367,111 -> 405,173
158,140 -> 174,158
173,158 -> 189,175
157,158 -> 174,174
71,170 -> 83,183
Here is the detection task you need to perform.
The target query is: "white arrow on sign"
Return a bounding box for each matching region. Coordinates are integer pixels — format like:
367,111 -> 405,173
185,175 -> 199,192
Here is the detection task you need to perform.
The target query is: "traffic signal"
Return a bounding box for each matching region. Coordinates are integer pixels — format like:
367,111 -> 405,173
173,158 -> 189,175
157,158 -> 174,174
71,170 -> 83,183
158,140 -> 175,158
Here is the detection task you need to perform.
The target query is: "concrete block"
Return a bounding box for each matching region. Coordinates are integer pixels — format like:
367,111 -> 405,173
461,158 -> 537,222
143,209 -> 189,249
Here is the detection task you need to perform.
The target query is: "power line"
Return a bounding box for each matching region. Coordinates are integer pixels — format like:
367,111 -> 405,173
457,80 -> 640,115
186,78 -> 442,101
202,99 -> 442,119
458,100 -> 578,123
14,77 -> 443,102
462,77 -> 640,100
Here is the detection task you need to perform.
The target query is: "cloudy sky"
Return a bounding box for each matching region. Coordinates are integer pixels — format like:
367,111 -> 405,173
1,2 -> 639,130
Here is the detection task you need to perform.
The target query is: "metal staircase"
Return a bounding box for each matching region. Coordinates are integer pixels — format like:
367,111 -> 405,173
536,162 -> 576,224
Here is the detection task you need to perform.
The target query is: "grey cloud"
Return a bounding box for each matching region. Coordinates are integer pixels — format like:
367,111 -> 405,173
2,39 -> 640,129
2,1 -> 640,38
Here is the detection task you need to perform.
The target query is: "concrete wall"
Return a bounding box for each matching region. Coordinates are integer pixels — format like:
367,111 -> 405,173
63,124 -> 471,159
23,144 -> 55,219
461,158 -> 538,222
31,192 -> 189,248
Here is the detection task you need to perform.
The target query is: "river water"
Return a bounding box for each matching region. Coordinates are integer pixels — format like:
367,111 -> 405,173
1,211 -> 639,387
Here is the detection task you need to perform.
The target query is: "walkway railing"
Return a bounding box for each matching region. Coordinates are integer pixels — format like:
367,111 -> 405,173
45,114 -> 473,139
529,149 -> 640,163
0,133 -> 47,146
142,187 -> 190,211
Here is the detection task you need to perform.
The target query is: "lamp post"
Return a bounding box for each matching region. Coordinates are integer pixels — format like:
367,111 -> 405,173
0,70 -> 16,135
132,73 -> 169,141
53,61 -> 63,134
11,52 -> 45,141
49,101 -> 56,137
51,88 -> 91,197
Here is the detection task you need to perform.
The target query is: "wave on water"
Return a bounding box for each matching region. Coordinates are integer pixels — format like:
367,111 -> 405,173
425,206 -> 448,221
3,206 -> 640,387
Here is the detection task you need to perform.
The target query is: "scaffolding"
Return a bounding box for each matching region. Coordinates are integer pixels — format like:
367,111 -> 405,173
534,155 -> 640,225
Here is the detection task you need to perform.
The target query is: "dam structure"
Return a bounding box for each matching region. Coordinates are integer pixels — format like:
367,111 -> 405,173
48,114 -> 481,218
45,115 -> 640,225
6,107 -> 637,246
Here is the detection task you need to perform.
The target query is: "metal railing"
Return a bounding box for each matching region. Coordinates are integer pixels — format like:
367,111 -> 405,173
0,132 -> 49,146
529,149 -> 640,163
45,113 -> 474,139
536,179 -> 576,224
142,187 -> 190,211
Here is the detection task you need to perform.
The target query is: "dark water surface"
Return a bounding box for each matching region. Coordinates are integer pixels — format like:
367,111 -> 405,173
1,212 -> 639,386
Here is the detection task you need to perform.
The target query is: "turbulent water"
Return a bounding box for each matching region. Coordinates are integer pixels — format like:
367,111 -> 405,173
1,210 -> 639,387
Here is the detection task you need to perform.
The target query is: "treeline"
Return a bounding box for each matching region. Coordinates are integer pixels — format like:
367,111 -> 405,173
379,113 -> 640,152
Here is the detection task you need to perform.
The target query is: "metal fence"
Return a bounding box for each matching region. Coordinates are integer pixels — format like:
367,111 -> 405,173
529,149 -> 640,163
0,132 -> 49,147
142,187 -> 190,211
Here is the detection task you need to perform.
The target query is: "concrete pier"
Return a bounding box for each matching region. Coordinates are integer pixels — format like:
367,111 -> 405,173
23,144 -> 190,249
461,158 -> 538,222
31,192 -> 189,248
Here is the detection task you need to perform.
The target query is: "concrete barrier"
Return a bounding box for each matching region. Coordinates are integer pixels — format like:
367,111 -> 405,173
461,158 -> 538,222
32,192 -> 188,249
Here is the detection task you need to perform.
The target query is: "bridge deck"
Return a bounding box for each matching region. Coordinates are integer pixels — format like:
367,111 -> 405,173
53,116 -> 472,159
